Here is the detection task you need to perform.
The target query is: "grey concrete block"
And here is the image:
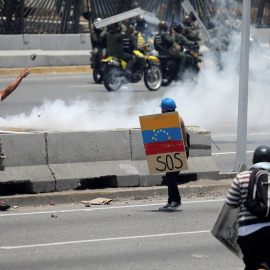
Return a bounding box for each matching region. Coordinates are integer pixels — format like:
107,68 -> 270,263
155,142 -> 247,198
40,34 -> 91,50
0,34 -> 91,50
50,160 -> 141,190
0,53 -> 90,68
187,126 -> 212,157
140,175 -> 163,187
0,127 -> 219,194
46,54 -> 90,66
1,133 -> 47,167
187,156 -> 219,179
130,128 -> 146,161
55,177 -> 81,192
46,130 -> 131,164
117,175 -> 140,187
0,165 -> 55,193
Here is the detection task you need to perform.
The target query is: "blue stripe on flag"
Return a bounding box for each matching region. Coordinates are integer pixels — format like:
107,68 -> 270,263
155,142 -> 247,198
142,127 -> 182,144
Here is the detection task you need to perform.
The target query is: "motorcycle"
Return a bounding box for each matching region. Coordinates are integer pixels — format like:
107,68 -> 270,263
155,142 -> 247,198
158,46 -> 202,87
101,50 -> 162,92
90,47 -> 107,84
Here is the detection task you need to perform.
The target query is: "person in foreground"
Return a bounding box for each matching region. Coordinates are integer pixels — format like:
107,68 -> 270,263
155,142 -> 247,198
159,98 -> 189,211
0,67 -> 30,211
226,145 -> 270,270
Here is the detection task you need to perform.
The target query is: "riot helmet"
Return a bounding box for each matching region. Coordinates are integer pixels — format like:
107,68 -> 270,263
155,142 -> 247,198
93,18 -> 101,28
252,146 -> 270,164
174,23 -> 184,33
93,18 -> 103,31
158,21 -> 168,32
159,98 -> 177,111
112,22 -> 121,32
137,15 -> 145,23
183,15 -> 191,27
94,18 -> 101,23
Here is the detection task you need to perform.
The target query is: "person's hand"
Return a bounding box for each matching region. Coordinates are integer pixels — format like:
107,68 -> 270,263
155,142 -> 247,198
19,68 -> 30,78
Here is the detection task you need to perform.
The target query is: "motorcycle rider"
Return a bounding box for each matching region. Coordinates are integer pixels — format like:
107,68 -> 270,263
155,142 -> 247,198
134,15 -> 150,39
183,12 -> 199,30
172,23 -> 198,49
90,18 -> 106,69
154,21 -> 194,77
106,20 -> 135,79
122,25 -> 146,80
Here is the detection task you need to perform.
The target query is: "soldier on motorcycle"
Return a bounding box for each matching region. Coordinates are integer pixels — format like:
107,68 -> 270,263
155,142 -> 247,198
106,20 -> 135,79
90,18 -> 107,69
122,25 -> 146,80
172,23 -> 198,49
134,15 -> 151,39
182,14 -> 201,42
154,21 -> 193,76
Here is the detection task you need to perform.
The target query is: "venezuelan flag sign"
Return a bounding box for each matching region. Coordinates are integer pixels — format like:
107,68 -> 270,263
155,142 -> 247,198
139,112 -> 188,174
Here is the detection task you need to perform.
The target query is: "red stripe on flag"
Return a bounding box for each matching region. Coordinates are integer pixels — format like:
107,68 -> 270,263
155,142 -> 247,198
144,141 -> 185,156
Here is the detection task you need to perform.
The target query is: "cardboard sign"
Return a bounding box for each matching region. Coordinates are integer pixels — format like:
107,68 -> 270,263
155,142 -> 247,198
211,202 -> 243,259
139,112 -> 188,174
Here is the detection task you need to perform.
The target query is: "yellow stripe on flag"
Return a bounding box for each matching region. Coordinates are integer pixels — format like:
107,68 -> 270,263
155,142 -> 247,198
139,112 -> 180,131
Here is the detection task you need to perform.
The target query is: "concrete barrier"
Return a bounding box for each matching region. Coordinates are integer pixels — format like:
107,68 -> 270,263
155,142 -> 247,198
0,126 -> 219,194
0,34 -> 91,50
0,34 -> 91,68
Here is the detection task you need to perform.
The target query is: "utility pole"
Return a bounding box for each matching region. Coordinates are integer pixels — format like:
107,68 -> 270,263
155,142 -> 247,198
234,0 -> 251,172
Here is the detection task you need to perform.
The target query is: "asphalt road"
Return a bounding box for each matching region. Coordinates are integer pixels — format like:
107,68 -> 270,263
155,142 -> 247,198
0,196 -> 244,270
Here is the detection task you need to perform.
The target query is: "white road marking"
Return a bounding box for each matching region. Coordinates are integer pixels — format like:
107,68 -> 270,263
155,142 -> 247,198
69,84 -> 104,87
212,132 -> 270,138
0,199 -> 224,217
212,151 -> 254,155
0,230 -> 210,250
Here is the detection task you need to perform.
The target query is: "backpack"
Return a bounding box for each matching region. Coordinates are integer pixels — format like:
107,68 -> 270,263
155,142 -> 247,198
244,168 -> 270,219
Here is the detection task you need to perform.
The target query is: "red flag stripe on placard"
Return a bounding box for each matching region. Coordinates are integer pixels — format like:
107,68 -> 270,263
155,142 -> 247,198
144,140 -> 185,156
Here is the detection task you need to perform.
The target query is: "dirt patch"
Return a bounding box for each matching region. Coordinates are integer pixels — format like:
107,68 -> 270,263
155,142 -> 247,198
1,127 -> 30,132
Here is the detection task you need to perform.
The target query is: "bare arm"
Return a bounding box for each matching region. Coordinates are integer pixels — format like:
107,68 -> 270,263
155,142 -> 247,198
179,115 -> 188,147
0,68 -> 30,101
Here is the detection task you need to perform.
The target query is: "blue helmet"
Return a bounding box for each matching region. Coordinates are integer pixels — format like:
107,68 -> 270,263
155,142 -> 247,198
159,98 -> 177,111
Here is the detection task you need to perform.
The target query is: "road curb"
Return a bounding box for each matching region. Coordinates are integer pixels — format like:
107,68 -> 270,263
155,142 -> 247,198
0,66 -> 92,76
2,177 -> 233,208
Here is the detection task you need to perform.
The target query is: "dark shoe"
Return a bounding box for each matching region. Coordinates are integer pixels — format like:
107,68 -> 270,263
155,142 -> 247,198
169,201 -> 181,210
159,203 -> 171,211
0,199 -> 10,211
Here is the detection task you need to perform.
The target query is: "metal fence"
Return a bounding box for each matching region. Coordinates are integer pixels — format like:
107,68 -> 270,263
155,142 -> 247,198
0,0 -> 90,34
0,0 -> 269,34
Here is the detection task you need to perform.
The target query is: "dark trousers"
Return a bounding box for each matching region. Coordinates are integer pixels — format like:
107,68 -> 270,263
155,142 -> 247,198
121,53 -> 135,71
237,226 -> 270,270
165,148 -> 189,204
166,171 -> 181,203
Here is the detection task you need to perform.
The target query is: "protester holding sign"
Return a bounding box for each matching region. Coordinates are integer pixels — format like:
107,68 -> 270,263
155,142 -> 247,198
225,145 -> 270,270
139,97 -> 189,210
158,98 -> 189,210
